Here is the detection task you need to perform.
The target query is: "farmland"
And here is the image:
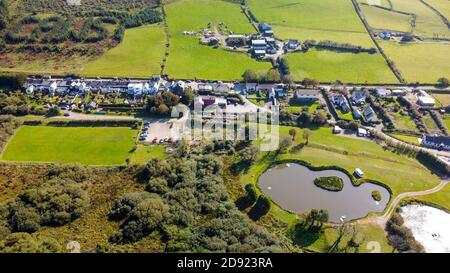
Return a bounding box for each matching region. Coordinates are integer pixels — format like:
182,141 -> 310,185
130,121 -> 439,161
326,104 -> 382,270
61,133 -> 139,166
425,0 -> 450,19
248,0 -> 376,47
164,0 -> 271,80
378,41 -> 450,83
359,5 -> 412,32
81,24 -> 166,78
1,126 -> 138,165
285,48 -> 398,83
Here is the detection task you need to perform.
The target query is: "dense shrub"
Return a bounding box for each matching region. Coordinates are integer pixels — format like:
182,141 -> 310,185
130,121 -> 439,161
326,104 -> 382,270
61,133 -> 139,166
0,233 -> 62,253
1,179 -> 90,233
386,212 -> 424,253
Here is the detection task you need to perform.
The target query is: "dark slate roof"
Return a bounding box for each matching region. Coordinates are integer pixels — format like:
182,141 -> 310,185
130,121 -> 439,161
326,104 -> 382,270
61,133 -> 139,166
423,135 -> 450,146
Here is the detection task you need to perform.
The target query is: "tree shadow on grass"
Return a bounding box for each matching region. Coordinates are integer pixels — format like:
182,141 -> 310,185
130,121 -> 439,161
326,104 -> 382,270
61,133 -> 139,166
248,205 -> 269,221
291,222 -> 323,248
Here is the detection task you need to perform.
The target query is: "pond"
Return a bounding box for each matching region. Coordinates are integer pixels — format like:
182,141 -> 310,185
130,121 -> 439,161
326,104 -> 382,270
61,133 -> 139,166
258,163 -> 390,222
400,205 -> 450,253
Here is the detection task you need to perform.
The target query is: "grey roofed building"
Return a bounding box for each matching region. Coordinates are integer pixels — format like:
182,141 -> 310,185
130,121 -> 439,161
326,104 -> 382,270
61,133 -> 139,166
295,89 -> 320,102
332,94 -> 350,113
351,89 -> 367,105
258,23 -> 272,32
362,105 -> 379,123
374,88 -> 392,98
421,135 -> 450,151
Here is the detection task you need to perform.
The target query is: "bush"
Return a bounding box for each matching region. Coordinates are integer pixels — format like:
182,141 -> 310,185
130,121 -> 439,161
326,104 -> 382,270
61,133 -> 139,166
371,190 -> 382,201
245,184 -> 258,204
4,179 -> 89,232
313,176 -> 344,192
0,233 -> 62,253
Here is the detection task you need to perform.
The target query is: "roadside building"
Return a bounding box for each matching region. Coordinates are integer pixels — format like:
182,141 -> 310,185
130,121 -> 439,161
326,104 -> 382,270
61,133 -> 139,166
421,135 -> 450,151
332,94 -> 351,113
285,40 -> 300,50
416,90 -> 436,106
295,89 -> 320,102
351,89 -> 367,105
374,88 -> 392,98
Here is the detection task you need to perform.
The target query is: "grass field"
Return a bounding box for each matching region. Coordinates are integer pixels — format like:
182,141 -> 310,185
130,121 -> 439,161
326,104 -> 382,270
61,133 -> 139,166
392,111 -> 418,131
164,0 -> 271,80
416,183 -> 450,211
287,99 -> 319,113
81,25 -> 166,78
248,0 -> 376,47
285,48 -> 398,83
431,93 -> 450,106
130,145 -> 168,165
360,5 -> 412,32
1,126 -> 138,165
390,0 -> 450,38
379,41 -> 450,83
425,0 -> 450,19
389,133 -> 421,145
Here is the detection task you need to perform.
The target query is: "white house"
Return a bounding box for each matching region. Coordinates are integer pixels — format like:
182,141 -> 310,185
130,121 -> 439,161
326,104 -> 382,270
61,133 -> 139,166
374,88 -> 391,98
127,83 -> 144,95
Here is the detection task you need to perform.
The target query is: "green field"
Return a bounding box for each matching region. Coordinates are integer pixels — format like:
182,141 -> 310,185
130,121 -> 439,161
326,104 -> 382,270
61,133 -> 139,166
390,0 -> 450,38
1,126 -> 138,165
416,182 -> 450,211
164,0 -> 271,80
389,133 -> 421,145
360,5 -> 412,32
248,0 -> 376,47
392,111 -> 418,131
379,41 -> 450,83
426,0 -> 450,19
82,25 -> 166,78
432,93 -> 450,106
286,48 -> 398,83
130,145 -> 168,165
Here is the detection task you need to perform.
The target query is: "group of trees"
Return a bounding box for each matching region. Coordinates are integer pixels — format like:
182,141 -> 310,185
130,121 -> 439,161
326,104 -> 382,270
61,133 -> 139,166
146,91 -> 180,116
386,212 -> 424,253
0,179 -> 89,236
109,155 -> 284,252
0,92 -> 48,116
243,69 -> 281,83
303,40 -> 377,54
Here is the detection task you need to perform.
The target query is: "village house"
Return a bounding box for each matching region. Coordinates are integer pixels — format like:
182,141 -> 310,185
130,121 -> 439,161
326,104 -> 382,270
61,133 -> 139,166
295,89 -> 320,102
421,135 -> 450,151
351,89 -> 367,105
258,23 -> 273,37
374,88 -> 392,98
362,105 -> 380,124
285,40 -> 300,50
332,94 -> 351,113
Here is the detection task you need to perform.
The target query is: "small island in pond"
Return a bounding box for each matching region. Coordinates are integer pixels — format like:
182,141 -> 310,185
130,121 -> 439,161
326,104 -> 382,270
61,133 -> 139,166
372,190 -> 382,201
313,176 -> 344,192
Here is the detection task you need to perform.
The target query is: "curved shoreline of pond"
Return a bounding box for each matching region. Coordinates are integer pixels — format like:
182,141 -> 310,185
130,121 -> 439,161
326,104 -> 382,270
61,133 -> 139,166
256,159 -> 392,222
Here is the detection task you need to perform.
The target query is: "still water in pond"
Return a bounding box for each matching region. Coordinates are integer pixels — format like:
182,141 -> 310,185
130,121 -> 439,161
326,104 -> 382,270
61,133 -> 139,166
258,164 -> 390,222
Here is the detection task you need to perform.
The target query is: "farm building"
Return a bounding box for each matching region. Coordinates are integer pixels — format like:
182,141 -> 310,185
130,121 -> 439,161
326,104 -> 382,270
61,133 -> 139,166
295,89 -> 320,102
416,90 -> 436,106
285,40 -> 300,50
258,23 -> 273,36
421,135 -> 450,151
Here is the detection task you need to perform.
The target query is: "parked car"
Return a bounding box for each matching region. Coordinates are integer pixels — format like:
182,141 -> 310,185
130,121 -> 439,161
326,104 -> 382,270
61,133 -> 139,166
139,136 -> 146,141
63,112 -> 70,117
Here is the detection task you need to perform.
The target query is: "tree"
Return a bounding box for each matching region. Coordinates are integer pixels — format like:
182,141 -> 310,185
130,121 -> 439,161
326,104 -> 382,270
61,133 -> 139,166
46,106 -> 61,117
306,209 -> 319,228
245,184 -> 258,204
243,69 -> 258,82
303,128 -> 311,144
317,209 -> 329,228
437,77 -> 449,87
278,135 -> 292,153
181,88 -> 195,106
288,128 -> 297,140
264,69 -> 281,83
302,78 -> 319,88
109,192 -> 156,220
157,104 -> 170,115
255,195 -> 271,215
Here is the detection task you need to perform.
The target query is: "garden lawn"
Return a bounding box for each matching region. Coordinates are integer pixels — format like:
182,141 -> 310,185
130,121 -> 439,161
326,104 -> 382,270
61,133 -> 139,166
1,126 -> 138,165
248,0 -> 375,47
165,0 -> 271,80
130,145 -> 168,165
286,49 -> 398,83
82,24 -> 166,78
287,99 -> 319,113
378,41 -> 450,83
